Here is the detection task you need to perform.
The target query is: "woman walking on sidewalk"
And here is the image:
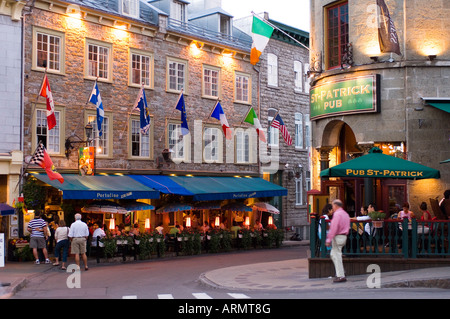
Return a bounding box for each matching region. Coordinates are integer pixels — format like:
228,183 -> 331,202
325,199 -> 350,283
53,220 -> 70,270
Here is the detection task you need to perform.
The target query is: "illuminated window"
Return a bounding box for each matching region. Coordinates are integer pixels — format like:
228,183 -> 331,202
86,40 -> 112,81
167,57 -> 187,93
203,66 -> 220,98
36,109 -> 60,154
88,115 -> 110,156
130,50 -> 153,88
32,27 -> 65,74
235,72 -> 251,104
131,119 -> 151,158
326,1 -> 348,69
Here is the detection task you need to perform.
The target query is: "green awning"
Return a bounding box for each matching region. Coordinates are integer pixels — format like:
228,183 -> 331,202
320,147 -> 440,180
426,101 -> 450,113
32,174 -> 160,200
168,176 -> 288,201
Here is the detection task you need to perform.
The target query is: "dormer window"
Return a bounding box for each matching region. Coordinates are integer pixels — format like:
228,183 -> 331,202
121,0 -> 139,18
219,15 -> 230,35
171,0 -> 186,22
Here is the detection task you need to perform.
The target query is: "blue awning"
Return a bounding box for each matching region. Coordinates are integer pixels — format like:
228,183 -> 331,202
168,176 -> 287,201
32,174 -> 160,200
129,175 -> 194,196
0,203 -> 15,216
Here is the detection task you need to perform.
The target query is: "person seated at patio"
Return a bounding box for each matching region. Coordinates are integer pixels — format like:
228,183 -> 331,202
254,220 -> 264,231
201,221 -> 210,234
354,206 -> 371,235
155,222 -> 164,235
220,218 -> 227,230
399,202 -> 415,220
111,225 -> 121,237
130,223 -> 140,237
439,190 -> 450,219
175,221 -> 184,232
230,221 -> 242,239
169,224 -> 180,236
91,223 -> 106,247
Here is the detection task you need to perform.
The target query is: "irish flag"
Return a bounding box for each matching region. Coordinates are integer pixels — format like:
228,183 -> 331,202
211,101 -> 232,140
250,16 -> 274,65
244,107 -> 266,143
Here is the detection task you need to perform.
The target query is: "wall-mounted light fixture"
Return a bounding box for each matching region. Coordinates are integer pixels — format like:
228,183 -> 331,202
221,49 -> 236,57
64,123 -> 94,158
370,56 -> 379,62
428,55 -> 437,61
66,4 -> 82,18
113,20 -> 130,30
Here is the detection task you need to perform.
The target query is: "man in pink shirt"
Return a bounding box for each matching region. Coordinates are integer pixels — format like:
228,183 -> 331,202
326,199 -> 350,283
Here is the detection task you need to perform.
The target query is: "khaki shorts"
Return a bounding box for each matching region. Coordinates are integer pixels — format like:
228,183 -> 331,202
71,237 -> 87,254
30,237 -> 46,249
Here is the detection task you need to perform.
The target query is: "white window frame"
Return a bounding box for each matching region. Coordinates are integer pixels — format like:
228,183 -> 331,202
129,48 -> 154,89
295,176 -> 303,205
85,39 -> 113,82
171,0 -> 186,22
267,53 -> 278,87
32,27 -> 65,75
219,15 -> 231,35
267,108 -> 279,147
86,111 -> 113,158
167,122 -> 190,162
129,117 -> 153,159
202,65 -> 221,99
167,57 -> 188,94
121,0 -> 139,18
33,106 -> 64,155
234,71 -> 251,104
294,61 -> 303,92
295,112 -> 304,149
203,126 -> 223,163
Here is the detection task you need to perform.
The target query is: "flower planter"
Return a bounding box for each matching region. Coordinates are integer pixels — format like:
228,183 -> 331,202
134,240 -> 140,245
207,235 -> 211,240
156,238 -> 161,243
372,220 -> 384,228
149,238 -> 154,242
116,240 -> 126,245
177,237 -> 183,242
238,234 -> 243,238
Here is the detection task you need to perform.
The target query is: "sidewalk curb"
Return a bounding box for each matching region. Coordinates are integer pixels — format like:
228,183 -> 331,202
0,265 -> 54,299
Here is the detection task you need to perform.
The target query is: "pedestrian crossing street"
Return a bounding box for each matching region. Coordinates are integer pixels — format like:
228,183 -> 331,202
122,292 -> 251,299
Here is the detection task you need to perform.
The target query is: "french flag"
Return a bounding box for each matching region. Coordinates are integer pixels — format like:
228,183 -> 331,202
211,101 -> 232,140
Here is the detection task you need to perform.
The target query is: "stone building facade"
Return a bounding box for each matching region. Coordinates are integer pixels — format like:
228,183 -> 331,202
18,0 -> 312,235
235,13 -> 311,238
309,0 -> 450,217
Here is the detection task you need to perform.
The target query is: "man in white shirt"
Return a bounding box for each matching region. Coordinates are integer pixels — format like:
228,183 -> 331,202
69,213 -> 90,270
91,223 -> 106,248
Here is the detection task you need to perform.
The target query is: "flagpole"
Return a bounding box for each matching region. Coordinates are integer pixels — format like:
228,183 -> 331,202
204,97 -> 220,122
120,83 -> 144,139
14,141 -> 44,193
159,89 -> 184,142
251,11 -> 310,52
240,105 -> 253,126
25,69 -> 48,135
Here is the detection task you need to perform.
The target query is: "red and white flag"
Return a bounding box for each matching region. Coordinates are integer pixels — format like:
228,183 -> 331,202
29,143 -> 64,184
39,74 -> 57,131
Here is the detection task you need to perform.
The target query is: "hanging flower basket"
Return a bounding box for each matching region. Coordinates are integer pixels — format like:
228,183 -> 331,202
372,220 -> 384,228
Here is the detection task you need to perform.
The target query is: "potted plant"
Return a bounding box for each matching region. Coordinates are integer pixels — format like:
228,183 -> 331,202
369,211 -> 386,228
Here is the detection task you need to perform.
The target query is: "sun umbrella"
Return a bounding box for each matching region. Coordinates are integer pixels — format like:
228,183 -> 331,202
251,202 -> 280,214
221,202 -> 252,212
156,203 -> 192,214
81,200 -> 128,214
0,203 -> 15,216
122,200 -> 155,212
320,147 -> 440,180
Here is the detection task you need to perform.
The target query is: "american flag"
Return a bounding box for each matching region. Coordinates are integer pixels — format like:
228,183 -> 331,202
271,113 -> 292,146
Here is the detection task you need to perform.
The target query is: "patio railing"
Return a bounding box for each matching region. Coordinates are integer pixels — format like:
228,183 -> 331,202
310,216 -> 450,259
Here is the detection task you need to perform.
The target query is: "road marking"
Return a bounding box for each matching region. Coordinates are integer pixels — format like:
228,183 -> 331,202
192,292 -> 213,299
122,295 -> 137,299
228,293 -> 251,299
158,294 -> 174,299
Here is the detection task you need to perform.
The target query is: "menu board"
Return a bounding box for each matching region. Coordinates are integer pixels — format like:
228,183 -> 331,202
79,147 -> 95,176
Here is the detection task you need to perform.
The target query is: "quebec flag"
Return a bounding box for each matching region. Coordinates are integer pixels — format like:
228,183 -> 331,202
134,87 -> 151,134
88,82 -> 104,137
175,92 -> 189,136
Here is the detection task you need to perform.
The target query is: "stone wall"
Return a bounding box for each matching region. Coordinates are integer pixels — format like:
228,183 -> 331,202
0,14 -> 22,153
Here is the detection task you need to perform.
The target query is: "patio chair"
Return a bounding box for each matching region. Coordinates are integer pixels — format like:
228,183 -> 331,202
429,198 -> 447,220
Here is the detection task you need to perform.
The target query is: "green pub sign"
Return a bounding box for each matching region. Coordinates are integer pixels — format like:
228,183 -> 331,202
310,75 -> 380,120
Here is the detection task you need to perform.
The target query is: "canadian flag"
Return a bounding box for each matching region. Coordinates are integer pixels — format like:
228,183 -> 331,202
39,74 -> 57,131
